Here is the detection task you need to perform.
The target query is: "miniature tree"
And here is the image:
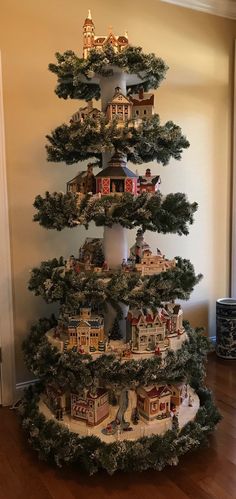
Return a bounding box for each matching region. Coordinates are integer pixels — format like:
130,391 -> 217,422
21,11 -> 220,474
109,317 -> 122,341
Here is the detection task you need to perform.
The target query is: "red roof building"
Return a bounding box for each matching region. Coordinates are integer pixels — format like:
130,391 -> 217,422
83,11 -> 128,59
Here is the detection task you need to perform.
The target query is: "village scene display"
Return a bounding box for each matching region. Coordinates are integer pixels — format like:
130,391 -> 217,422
21,10 -> 220,474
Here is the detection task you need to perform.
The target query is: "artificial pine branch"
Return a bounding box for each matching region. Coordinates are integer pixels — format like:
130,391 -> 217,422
33,191 -> 198,233
48,46 -> 168,101
46,114 -> 189,166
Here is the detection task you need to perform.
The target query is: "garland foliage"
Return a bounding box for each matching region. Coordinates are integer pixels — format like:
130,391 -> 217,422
48,46 -> 168,101
46,114 -> 189,166
33,191 -> 198,233
23,318 -> 208,392
28,256 -> 202,314
20,382 -> 220,474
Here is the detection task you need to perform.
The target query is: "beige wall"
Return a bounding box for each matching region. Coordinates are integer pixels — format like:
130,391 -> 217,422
0,0 -> 235,383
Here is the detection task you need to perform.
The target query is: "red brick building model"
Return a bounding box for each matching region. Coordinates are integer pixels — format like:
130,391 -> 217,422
71,389 -> 109,426
137,169 -> 161,194
96,152 -> 138,196
137,385 -> 172,421
83,10 -> 128,60
137,383 -> 188,421
130,88 -> 154,119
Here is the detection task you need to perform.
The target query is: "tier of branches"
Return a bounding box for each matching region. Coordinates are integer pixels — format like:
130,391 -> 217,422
33,191 -> 198,233
28,256 -> 202,315
48,46 -> 168,101
46,114 -> 189,166
20,380 -> 220,473
23,317 -> 208,392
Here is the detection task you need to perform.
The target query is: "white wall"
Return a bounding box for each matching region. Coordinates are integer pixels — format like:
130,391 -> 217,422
0,0 -> 235,382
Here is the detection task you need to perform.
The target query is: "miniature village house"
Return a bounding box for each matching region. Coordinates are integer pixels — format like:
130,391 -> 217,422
135,248 -> 176,276
44,384 -> 70,417
127,309 -> 167,352
106,87 -> 133,124
70,100 -> 101,123
130,88 -> 154,119
68,307 -> 105,352
137,385 -> 172,421
169,383 -> 187,407
96,152 -> 138,195
67,164 -> 96,197
137,169 -> 161,194
161,304 -> 184,336
83,10 -> 129,60
71,388 -> 109,426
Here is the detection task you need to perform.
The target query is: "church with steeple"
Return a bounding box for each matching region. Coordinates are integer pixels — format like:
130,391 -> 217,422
83,10 -> 129,59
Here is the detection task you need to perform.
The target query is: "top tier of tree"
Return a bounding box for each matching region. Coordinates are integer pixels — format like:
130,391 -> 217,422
49,45 -> 168,101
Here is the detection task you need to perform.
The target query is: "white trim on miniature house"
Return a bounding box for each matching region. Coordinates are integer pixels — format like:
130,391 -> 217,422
0,51 -> 15,406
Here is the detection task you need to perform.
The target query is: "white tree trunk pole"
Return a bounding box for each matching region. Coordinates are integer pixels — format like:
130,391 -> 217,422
100,70 -> 129,338
100,70 -> 127,112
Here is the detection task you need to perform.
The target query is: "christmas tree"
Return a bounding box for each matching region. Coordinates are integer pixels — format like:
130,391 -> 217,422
21,10 -> 220,474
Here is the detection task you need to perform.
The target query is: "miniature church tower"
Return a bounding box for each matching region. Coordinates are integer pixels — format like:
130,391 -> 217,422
83,10 -> 95,59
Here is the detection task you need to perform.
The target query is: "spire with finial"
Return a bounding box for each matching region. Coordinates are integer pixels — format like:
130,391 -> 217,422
83,9 -> 94,26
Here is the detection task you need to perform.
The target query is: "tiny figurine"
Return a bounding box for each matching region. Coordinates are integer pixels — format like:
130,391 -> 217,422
188,394 -> 193,407
131,407 -> 140,425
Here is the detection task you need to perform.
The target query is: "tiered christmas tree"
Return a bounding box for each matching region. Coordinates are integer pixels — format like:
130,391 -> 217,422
21,11 -> 220,474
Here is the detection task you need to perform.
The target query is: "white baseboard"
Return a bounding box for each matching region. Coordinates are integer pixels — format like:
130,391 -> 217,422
15,379 -> 38,401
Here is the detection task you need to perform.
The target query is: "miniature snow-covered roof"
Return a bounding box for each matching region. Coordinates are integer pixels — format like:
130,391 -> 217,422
108,87 -> 131,106
68,318 -> 103,328
138,174 -> 161,186
87,388 -> 107,399
142,385 -> 171,399
130,92 -> 154,106
67,171 -> 87,185
96,153 -> 137,179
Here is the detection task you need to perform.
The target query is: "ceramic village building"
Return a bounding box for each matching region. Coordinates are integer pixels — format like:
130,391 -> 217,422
83,10 -> 128,59
71,389 -> 109,426
68,307 -> 105,353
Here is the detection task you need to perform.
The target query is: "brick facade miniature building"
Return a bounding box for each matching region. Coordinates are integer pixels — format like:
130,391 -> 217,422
130,88 -> 154,119
96,152 -> 138,196
68,307 -> 105,352
137,385 -> 172,421
71,389 -> 109,426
